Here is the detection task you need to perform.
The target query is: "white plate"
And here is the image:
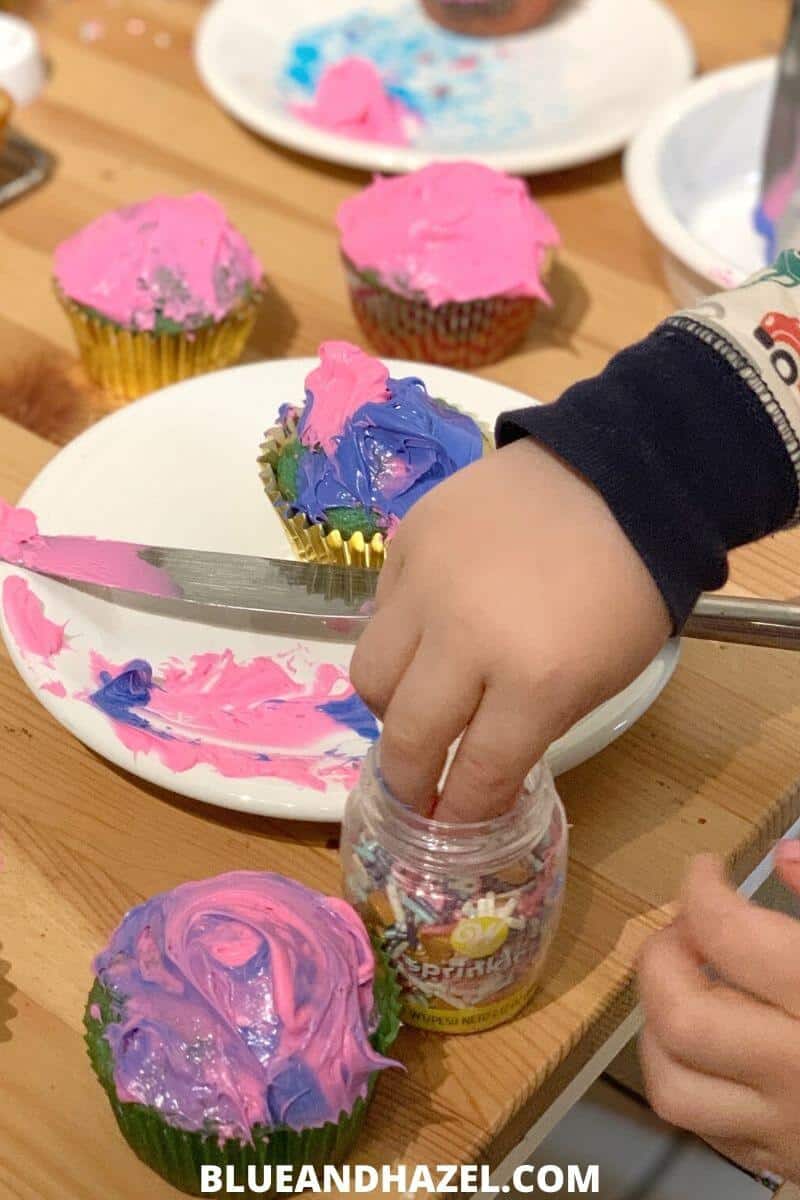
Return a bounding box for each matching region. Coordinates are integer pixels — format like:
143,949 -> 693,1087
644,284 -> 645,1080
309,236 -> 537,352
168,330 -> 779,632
625,58 -> 774,306
0,360 -> 680,821
194,0 -> 694,175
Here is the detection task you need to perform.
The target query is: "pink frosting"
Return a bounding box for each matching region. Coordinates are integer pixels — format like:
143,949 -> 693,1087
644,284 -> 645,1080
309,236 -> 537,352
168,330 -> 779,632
300,341 -> 390,455
53,193 -> 263,331
2,576 -> 66,663
337,162 -> 560,306
0,499 -> 180,599
292,57 -> 420,147
88,648 -> 377,791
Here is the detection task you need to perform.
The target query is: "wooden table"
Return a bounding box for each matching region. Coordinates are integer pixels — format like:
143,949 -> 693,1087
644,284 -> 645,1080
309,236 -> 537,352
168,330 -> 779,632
1,1 -> 798,1197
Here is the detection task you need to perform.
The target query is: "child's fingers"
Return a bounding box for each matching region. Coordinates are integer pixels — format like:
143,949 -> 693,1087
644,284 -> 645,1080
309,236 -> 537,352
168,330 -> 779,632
639,1025 -> 771,1142
774,838 -> 800,898
638,924 -> 797,1088
350,590 -> 421,719
378,639 -> 483,814
435,682 -> 553,823
682,855 -> 800,1018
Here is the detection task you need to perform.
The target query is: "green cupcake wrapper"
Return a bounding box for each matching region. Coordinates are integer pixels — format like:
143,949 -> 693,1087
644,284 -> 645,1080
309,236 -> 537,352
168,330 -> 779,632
84,943 -> 401,1198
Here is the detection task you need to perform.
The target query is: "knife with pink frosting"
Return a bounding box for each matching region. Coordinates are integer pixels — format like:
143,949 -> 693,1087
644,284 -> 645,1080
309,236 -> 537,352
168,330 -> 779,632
6,499 -> 800,650
0,499 -> 376,641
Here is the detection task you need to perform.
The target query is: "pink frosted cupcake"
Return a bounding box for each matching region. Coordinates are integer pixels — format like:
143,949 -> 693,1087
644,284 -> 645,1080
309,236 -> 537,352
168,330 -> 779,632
337,162 -> 559,368
54,192 -> 265,405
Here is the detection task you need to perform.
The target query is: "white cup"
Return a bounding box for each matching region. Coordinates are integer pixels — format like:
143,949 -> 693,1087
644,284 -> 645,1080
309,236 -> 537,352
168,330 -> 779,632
0,14 -> 45,107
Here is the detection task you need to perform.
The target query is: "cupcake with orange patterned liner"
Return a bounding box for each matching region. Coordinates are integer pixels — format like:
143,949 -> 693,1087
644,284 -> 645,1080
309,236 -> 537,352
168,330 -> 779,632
421,0 -> 560,36
337,162 -> 559,369
53,193 -> 265,406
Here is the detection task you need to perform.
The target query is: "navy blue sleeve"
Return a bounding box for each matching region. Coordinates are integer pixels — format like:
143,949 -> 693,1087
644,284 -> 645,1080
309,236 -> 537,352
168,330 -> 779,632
496,324 -> 799,630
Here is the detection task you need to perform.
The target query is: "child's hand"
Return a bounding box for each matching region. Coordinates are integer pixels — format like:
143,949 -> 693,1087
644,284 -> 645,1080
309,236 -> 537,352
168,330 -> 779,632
350,438 -> 670,821
639,849 -> 800,1182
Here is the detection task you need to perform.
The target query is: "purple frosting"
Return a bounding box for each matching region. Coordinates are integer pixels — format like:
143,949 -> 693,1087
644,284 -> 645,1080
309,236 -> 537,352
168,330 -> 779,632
93,872 -> 397,1142
291,375 -> 483,530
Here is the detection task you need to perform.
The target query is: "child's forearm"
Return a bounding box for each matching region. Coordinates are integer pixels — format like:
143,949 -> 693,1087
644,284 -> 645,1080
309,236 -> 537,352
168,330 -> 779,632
498,261 -> 800,628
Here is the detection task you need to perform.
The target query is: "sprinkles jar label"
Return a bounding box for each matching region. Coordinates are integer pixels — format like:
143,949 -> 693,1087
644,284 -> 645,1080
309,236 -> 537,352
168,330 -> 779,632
341,747 -> 568,1034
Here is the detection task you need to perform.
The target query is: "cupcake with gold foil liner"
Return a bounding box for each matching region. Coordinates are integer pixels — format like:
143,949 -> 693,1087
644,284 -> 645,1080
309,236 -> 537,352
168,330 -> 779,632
258,341 -> 487,569
53,192 -> 265,406
338,162 -> 559,369
258,411 -> 388,569
0,89 -> 12,154
55,282 -> 264,407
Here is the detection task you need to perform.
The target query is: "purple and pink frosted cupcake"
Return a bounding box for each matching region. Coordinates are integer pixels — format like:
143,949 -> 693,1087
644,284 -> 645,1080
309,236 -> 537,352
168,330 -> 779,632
258,340 -> 486,569
53,192 -> 265,405
421,0 -> 561,36
84,871 -> 400,1195
337,162 -> 560,368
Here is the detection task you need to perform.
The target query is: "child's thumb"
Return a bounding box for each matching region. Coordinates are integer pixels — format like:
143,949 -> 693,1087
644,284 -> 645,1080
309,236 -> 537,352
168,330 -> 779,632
774,839 -> 800,896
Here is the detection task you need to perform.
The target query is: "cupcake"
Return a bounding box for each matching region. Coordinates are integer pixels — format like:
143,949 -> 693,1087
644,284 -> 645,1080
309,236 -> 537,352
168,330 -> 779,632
85,871 -> 400,1197
337,162 -> 559,368
421,0 -> 560,36
54,193 -> 265,406
0,89 -> 11,152
258,340 -> 486,568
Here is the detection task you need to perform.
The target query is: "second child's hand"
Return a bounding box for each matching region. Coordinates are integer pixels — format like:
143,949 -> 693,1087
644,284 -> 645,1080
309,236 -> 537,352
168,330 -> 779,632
351,438 -> 671,822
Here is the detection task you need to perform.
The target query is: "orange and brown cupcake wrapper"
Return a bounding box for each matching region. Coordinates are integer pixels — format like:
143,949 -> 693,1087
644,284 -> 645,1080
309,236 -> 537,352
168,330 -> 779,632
342,255 -> 540,369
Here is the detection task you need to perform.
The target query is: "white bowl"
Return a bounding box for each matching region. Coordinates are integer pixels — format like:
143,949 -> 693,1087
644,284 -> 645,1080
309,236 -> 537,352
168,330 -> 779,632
624,58 -> 775,306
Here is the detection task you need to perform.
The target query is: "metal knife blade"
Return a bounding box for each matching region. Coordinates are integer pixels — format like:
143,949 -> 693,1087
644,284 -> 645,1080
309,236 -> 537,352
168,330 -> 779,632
2,535 -> 379,642
757,0 -> 800,257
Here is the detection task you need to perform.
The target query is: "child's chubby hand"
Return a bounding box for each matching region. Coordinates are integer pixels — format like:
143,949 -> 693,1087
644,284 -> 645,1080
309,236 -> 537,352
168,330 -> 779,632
639,848 -> 800,1182
350,437 -> 671,821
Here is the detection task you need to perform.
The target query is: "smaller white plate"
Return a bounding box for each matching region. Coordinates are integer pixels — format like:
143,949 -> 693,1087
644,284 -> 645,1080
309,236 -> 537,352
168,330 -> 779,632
625,58 -> 774,306
0,361 -> 679,821
195,0 -> 694,175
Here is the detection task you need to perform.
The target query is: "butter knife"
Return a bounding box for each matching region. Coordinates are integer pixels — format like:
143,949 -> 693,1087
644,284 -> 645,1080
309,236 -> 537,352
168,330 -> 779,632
4,534 -> 800,650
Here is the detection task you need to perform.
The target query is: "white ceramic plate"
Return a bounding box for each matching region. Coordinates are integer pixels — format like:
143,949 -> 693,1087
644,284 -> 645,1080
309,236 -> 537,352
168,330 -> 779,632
194,0 -> 694,175
625,58 -> 774,306
0,360 -> 679,821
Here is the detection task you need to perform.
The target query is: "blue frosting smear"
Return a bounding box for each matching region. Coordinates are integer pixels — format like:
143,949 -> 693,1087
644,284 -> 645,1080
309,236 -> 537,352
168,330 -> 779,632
293,375 -> 483,528
90,659 -> 155,729
280,5 -> 540,150
319,694 -> 380,741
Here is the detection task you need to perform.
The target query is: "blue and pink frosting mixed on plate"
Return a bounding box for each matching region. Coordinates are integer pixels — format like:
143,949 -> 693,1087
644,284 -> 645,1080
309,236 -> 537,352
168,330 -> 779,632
276,341 -> 484,537
92,871 -> 398,1140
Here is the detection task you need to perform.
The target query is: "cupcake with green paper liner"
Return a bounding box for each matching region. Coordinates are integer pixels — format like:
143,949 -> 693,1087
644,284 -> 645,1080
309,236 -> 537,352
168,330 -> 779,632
258,340 -> 487,569
336,161 -> 559,369
53,192 -> 265,407
84,871 -> 400,1198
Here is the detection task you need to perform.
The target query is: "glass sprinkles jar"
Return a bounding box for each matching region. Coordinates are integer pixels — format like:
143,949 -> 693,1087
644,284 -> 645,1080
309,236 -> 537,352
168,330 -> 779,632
341,745 -> 568,1034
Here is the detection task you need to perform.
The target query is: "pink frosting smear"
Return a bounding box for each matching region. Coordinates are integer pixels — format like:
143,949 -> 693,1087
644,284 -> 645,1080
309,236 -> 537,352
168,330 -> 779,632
300,341 -> 390,454
87,647 -> 379,790
41,680 -> 67,698
2,576 -> 66,663
337,161 -> 560,307
53,192 -> 263,331
0,499 -> 180,599
292,57 -> 420,147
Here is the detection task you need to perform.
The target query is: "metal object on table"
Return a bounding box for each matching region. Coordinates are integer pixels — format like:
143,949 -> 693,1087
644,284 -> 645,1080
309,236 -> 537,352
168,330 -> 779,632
757,0 -> 800,256
0,128 -> 53,207
683,593 -> 800,650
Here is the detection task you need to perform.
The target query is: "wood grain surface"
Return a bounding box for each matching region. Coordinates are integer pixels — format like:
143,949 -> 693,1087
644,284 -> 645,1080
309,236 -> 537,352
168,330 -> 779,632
1,2 -> 799,1198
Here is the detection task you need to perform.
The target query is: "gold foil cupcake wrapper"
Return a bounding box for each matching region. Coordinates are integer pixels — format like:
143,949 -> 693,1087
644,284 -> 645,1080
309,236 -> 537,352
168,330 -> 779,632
343,255 -> 540,369
55,282 -> 264,408
257,417 -> 388,570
